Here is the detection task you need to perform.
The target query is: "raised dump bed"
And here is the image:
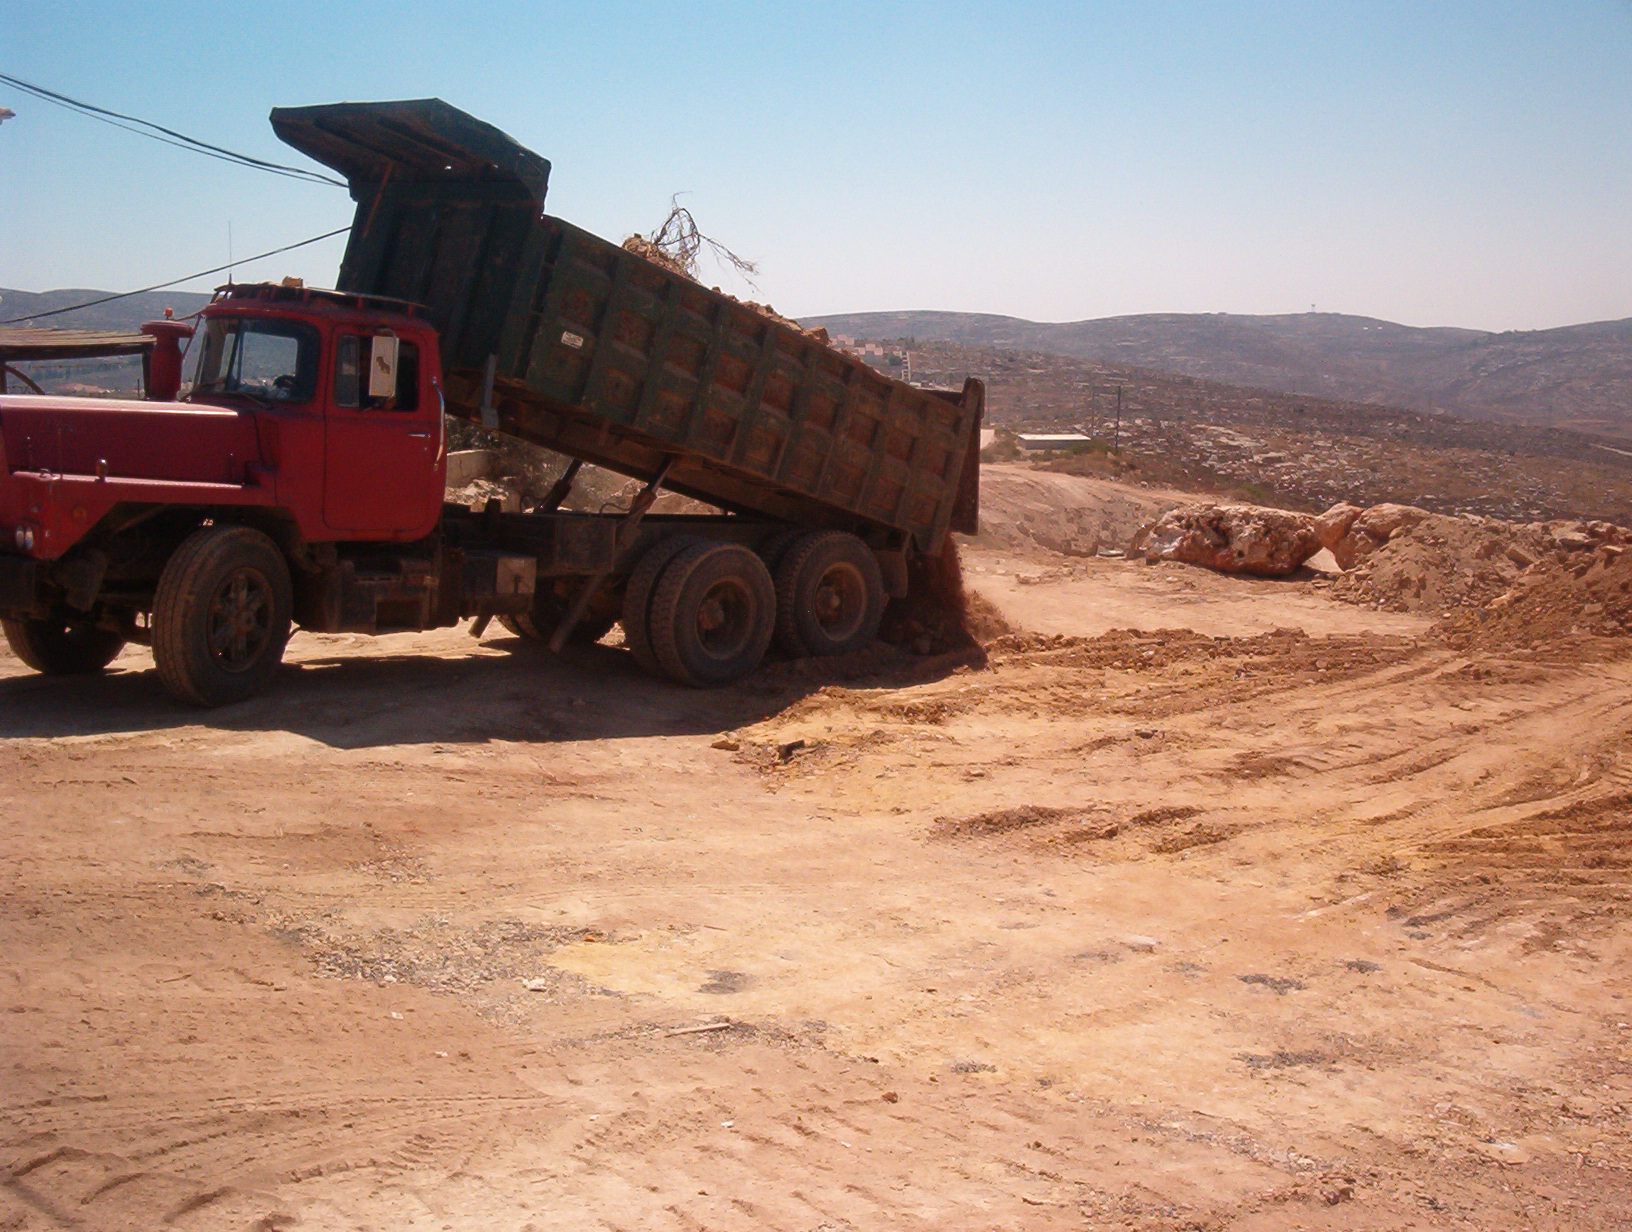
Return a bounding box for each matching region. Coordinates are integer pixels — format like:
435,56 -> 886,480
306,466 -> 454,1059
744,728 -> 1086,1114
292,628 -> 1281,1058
272,99 -> 980,554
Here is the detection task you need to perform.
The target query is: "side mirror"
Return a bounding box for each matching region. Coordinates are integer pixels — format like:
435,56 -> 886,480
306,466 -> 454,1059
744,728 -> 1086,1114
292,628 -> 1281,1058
368,335 -> 400,399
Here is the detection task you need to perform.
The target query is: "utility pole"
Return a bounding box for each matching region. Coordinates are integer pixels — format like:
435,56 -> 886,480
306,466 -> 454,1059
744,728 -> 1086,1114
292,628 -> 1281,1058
1114,385 -> 1122,454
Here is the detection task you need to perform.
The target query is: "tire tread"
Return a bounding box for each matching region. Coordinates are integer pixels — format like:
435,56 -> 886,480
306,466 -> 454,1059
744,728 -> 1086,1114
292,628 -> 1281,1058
151,526 -> 291,707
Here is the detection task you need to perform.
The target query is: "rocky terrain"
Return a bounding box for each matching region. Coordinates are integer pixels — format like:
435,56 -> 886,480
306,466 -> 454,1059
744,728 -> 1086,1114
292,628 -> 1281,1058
913,339 -> 1632,524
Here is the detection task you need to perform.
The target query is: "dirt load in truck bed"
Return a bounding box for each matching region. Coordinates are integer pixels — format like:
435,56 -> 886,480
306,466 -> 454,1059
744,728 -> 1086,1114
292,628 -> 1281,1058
4,466 -> 1630,1230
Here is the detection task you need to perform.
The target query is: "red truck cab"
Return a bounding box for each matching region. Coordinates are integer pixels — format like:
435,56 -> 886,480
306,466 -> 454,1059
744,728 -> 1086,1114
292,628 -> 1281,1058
0,282 -> 456,704
182,283 -> 447,541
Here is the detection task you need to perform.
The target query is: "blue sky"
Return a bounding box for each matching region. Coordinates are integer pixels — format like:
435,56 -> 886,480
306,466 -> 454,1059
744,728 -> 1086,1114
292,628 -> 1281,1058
3,0 -> 1629,331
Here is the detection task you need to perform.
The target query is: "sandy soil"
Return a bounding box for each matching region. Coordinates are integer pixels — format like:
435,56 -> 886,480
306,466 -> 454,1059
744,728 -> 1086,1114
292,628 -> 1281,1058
3,479 -> 1631,1229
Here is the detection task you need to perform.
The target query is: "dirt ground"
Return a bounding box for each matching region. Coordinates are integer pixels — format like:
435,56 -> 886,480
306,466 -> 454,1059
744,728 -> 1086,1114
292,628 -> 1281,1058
4,472 -> 1631,1230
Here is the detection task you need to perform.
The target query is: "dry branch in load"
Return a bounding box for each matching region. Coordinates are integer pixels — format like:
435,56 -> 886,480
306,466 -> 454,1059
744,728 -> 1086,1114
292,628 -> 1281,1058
621,199 -> 827,341
622,198 -> 759,285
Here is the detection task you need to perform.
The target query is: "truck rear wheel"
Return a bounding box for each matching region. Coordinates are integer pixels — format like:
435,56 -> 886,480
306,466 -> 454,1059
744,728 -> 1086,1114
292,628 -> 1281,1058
152,526 -> 292,707
620,536 -> 702,675
2,616 -> 125,675
647,542 -> 775,687
774,531 -> 885,657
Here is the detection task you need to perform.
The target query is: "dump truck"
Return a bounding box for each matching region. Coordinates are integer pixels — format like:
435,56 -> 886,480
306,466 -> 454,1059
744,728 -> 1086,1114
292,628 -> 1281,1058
0,99 -> 982,706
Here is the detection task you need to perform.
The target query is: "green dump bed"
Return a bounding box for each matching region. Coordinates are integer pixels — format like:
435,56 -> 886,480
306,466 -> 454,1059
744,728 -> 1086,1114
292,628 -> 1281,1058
272,99 -> 980,552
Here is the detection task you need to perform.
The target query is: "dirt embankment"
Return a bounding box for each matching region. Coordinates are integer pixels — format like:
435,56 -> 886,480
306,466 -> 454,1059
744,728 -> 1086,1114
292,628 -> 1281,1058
962,465 -> 1186,558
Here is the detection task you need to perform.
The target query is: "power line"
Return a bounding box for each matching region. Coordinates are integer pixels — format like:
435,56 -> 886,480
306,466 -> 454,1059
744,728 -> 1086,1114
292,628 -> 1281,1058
0,226 -> 353,325
0,72 -> 346,188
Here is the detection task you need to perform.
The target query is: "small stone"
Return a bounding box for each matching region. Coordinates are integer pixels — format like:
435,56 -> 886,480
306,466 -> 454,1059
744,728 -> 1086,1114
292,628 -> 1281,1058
882,1091 -> 900,1103
710,737 -> 741,751
1121,935 -> 1161,953
521,978 -> 551,992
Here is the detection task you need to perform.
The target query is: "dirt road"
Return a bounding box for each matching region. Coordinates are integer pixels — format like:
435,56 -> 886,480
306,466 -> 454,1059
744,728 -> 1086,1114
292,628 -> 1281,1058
3,528 -> 1630,1228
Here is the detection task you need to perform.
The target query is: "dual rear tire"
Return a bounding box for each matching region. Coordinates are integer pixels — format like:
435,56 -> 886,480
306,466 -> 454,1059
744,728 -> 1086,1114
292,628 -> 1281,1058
643,541 -> 777,688
621,530 -> 884,688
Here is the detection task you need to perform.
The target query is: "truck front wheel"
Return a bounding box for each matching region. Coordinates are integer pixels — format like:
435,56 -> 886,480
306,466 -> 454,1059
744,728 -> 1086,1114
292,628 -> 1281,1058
2,616 -> 125,675
647,542 -> 775,687
152,526 -> 292,707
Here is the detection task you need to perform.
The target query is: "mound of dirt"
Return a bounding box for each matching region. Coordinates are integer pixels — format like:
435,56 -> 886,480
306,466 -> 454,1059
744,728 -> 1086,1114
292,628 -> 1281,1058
1329,512 -> 1565,615
1442,529 -> 1632,650
881,541 -> 984,656
968,466 -> 1177,558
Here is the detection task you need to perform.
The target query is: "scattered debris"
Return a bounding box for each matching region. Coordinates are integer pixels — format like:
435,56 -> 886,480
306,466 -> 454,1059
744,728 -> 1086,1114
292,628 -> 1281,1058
667,1020 -> 736,1036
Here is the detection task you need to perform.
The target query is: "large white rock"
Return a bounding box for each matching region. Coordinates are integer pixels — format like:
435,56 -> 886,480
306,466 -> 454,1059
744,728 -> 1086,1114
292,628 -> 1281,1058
1131,504 -> 1323,576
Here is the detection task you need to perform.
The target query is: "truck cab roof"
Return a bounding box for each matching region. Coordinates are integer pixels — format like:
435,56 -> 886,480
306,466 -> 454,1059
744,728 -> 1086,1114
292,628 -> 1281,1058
207,282 -> 432,333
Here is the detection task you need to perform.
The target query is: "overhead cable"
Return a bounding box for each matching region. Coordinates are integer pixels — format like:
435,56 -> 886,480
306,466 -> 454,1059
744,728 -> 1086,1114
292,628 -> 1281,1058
0,72 -> 346,188
0,226 -> 353,325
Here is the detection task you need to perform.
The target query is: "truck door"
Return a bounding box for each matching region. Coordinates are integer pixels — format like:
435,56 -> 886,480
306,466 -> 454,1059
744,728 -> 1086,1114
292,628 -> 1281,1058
323,334 -> 442,534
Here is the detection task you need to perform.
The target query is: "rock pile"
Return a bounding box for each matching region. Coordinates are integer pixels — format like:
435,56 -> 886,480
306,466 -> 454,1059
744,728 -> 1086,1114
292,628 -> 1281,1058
1126,496 -> 1624,632
1314,502 -> 1429,569
1129,504 -> 1322,576
1324,511 -> 1549,614
1444,523 -> 1632,649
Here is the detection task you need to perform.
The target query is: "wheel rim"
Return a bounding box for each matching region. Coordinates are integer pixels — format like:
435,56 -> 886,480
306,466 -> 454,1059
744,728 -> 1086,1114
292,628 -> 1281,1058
694,578 -> 755,661
812,561 -> 868,643
205,567 -> 274,672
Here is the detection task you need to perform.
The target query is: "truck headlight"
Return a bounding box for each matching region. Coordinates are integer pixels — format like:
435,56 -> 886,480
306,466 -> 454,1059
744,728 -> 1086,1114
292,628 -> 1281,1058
14,525 -> 35,552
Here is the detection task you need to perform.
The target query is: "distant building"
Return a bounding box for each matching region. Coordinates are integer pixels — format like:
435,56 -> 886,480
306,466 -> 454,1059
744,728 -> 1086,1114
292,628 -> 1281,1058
1016,433 -> 1092,451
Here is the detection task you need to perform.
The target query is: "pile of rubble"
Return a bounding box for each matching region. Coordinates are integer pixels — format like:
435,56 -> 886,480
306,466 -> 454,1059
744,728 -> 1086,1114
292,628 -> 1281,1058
1130,498 -> 1632,642
1317,503 -> 1555,614
1442,523 -> 1632,649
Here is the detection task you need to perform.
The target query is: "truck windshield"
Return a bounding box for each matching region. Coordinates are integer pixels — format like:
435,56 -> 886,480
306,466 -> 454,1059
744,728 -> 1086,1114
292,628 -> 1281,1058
189,316 -> 319,404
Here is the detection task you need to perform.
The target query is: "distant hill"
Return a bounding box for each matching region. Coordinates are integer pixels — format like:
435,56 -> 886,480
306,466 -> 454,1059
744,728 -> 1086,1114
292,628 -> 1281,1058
804,309 -> 1632,439
0,287 -> 213,333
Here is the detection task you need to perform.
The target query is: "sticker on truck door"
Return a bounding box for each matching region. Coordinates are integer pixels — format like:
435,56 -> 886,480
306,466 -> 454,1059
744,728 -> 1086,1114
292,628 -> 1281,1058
561,331 -> 585,350
368,334 -> 400,398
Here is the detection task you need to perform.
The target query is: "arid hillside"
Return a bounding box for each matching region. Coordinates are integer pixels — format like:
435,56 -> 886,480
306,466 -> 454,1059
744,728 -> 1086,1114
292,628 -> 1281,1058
809,308 -> 1632,438
0,286 -> 212,331
914,340 -> 1632,525
926,339 -> 1632,528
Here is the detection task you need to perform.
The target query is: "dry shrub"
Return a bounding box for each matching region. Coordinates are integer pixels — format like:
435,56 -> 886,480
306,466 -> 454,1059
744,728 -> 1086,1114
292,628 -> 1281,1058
622,198 -> 758,286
